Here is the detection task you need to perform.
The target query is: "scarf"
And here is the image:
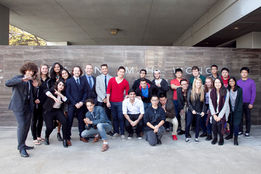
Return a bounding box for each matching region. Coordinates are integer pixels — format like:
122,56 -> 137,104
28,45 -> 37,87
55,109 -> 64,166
221,75 -> 230,88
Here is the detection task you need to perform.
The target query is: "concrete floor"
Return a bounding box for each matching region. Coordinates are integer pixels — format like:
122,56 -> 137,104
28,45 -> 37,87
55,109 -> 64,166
0,126 -> 261,174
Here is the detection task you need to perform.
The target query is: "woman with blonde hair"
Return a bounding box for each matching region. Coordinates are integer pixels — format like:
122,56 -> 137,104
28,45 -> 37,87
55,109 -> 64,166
185,78 -> 205,142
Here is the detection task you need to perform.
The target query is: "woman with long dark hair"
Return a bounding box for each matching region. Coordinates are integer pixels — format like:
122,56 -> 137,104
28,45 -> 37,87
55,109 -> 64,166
56,68 -> 72,142
225,77 -> 243,145
209,78 -> 230,146
50,62 -> 63,85
204,77 -> 214,141
43,80 -> 69,148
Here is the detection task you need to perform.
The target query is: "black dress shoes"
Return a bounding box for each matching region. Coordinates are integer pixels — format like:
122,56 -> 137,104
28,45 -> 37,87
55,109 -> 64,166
57,133 -> 63,141
199,132 -> 207,137
63,140 -> 68,148
205,134 -> 212,141
20,149 -> 29,158
225,134 -> 233,140
211,138 -> 217,145
25,145 -> 34,150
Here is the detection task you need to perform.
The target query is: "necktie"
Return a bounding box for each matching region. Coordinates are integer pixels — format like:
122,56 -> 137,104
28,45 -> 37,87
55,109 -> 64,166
88,76 -> 93,88
76,78 -> 80,85
104,75 -> 107,93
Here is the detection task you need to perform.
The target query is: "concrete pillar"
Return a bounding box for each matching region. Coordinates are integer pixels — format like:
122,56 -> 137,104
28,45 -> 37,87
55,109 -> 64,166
0,4 -> 9,45
236,32 -> 261,48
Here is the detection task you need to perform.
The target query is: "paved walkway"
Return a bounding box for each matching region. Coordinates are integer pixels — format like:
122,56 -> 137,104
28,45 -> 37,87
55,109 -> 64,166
0,126 -> 261,174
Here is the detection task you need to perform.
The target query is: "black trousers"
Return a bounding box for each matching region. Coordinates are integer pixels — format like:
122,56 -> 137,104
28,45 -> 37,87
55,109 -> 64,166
239,103 -> 251,133
44,108 -> 69,140
125,114 -> 143,136
31,107 -> 43,140
212,118 -> 223,139
14,110 -> 32,151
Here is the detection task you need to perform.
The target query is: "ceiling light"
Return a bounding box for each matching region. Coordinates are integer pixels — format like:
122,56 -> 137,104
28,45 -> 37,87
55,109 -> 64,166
110,28 -> 120,35
234,27 -> 239,30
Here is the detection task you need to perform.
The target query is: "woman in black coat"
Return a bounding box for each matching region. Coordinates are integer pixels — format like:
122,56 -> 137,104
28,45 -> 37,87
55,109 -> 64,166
43,80 -> 69,148
225,77 -> 243,145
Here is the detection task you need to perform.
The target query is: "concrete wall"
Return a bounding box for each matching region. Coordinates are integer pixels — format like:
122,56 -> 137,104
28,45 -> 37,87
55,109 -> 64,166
0,4 -> 9,45
0,46 -> 260,125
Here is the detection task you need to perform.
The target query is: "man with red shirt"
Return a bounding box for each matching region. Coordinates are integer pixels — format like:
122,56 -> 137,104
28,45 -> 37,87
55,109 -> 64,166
170,68 -> 183,128
107,66 -> 129,139
221,67 -> 230,88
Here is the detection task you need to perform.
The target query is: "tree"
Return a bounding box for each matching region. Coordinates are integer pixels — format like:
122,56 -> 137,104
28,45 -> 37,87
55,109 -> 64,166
9,25 -> 46,46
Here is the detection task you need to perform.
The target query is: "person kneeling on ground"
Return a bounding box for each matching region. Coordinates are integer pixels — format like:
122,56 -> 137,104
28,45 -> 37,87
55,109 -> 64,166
122,89 -> 145,139
159,93 -> 178,141
144,96 -> 166,146
81,99 -> 112,152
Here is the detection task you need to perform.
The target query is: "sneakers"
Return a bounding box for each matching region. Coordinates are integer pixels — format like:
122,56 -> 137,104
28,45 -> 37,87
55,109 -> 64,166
238,131 -> 243,135
121,135 -> 125,139
185,138 -> 190,142
245,133 -> 250,137
194,138 -> 199,143
127,134 -> 133,140
137,136 -> 142,140
172,135 -> 178,141
112,133 -> 119,138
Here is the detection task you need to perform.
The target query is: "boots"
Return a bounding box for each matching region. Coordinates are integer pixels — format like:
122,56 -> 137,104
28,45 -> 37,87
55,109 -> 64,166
206,134 -> 212,141
45,136 -> 50,145
234,136 -> 239,146
218,135 -> 224,146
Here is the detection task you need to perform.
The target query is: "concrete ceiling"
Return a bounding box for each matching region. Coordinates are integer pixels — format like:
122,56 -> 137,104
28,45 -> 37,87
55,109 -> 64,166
0,0 -> 218,45
195,7 -> 261,47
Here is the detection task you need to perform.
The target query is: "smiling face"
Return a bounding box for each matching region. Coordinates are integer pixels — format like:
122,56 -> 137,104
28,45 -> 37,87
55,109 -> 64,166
195,79 -> 202,89
101,65 -> 108,75
154,72 -> 160,79
54,64 -> 61,73
192,69 -> 199,77
41,65 -> 48,75
205,78 -> 213,89
85,65 -> 93,75
57,81 -> 65,92
73,67 -> 81,78
180,80 -> 188,90
140,80 -> 147,89
62,70 -> 69,80
129,92 -> 136,100
159,97 -> 167,106
117,69 -> 125,78
151,96 -> 159,106
211,66 -> 218,75
175,71 -> 182,79
25,70 -> 34,78
214,79 -> 222,90
86,102 -> 95,112
229,78 -> 236,88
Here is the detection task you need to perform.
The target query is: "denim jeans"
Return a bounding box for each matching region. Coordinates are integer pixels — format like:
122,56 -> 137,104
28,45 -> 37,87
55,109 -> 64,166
81,123 -> 112,140
111,102 -> 125,135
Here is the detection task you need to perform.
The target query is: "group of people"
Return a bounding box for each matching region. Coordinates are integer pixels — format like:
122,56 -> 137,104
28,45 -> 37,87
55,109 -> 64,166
5,62 -> 256,158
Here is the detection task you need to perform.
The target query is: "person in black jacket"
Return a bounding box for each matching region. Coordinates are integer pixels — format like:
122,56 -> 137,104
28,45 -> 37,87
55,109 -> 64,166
177,79 -> 189,135
43,80 -> 69,148
5,62 -> 38,157
135,78 -> 155,111
225,77 -> 243,145
152,70 -> 169,97
144,96 -> 166,146
186,78 -> 205,143
132,69 -> 152,91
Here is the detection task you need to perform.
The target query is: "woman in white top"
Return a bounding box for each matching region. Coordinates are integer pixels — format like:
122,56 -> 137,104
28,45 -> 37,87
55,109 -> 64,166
43,80 -> 69,148
209,78 -> 230,146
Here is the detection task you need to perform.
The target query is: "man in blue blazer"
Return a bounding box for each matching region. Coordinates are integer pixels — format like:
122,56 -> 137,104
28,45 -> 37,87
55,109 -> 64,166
5,62 -> 38,157
66,66 -> 88,144
81,64 -> 97,103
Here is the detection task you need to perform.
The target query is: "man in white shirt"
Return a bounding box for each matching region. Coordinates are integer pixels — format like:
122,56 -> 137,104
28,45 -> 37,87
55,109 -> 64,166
122,89 -> 144,139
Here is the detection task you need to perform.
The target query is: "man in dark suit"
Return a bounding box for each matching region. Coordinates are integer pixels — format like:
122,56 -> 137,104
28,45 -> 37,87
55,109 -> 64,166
81,64 -> 97,103
66,66 -> 88,144
5,62 -> 38,157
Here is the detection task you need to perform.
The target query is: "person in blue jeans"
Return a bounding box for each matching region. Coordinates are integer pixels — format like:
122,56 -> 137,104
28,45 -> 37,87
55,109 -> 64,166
81,99 -> 112,152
